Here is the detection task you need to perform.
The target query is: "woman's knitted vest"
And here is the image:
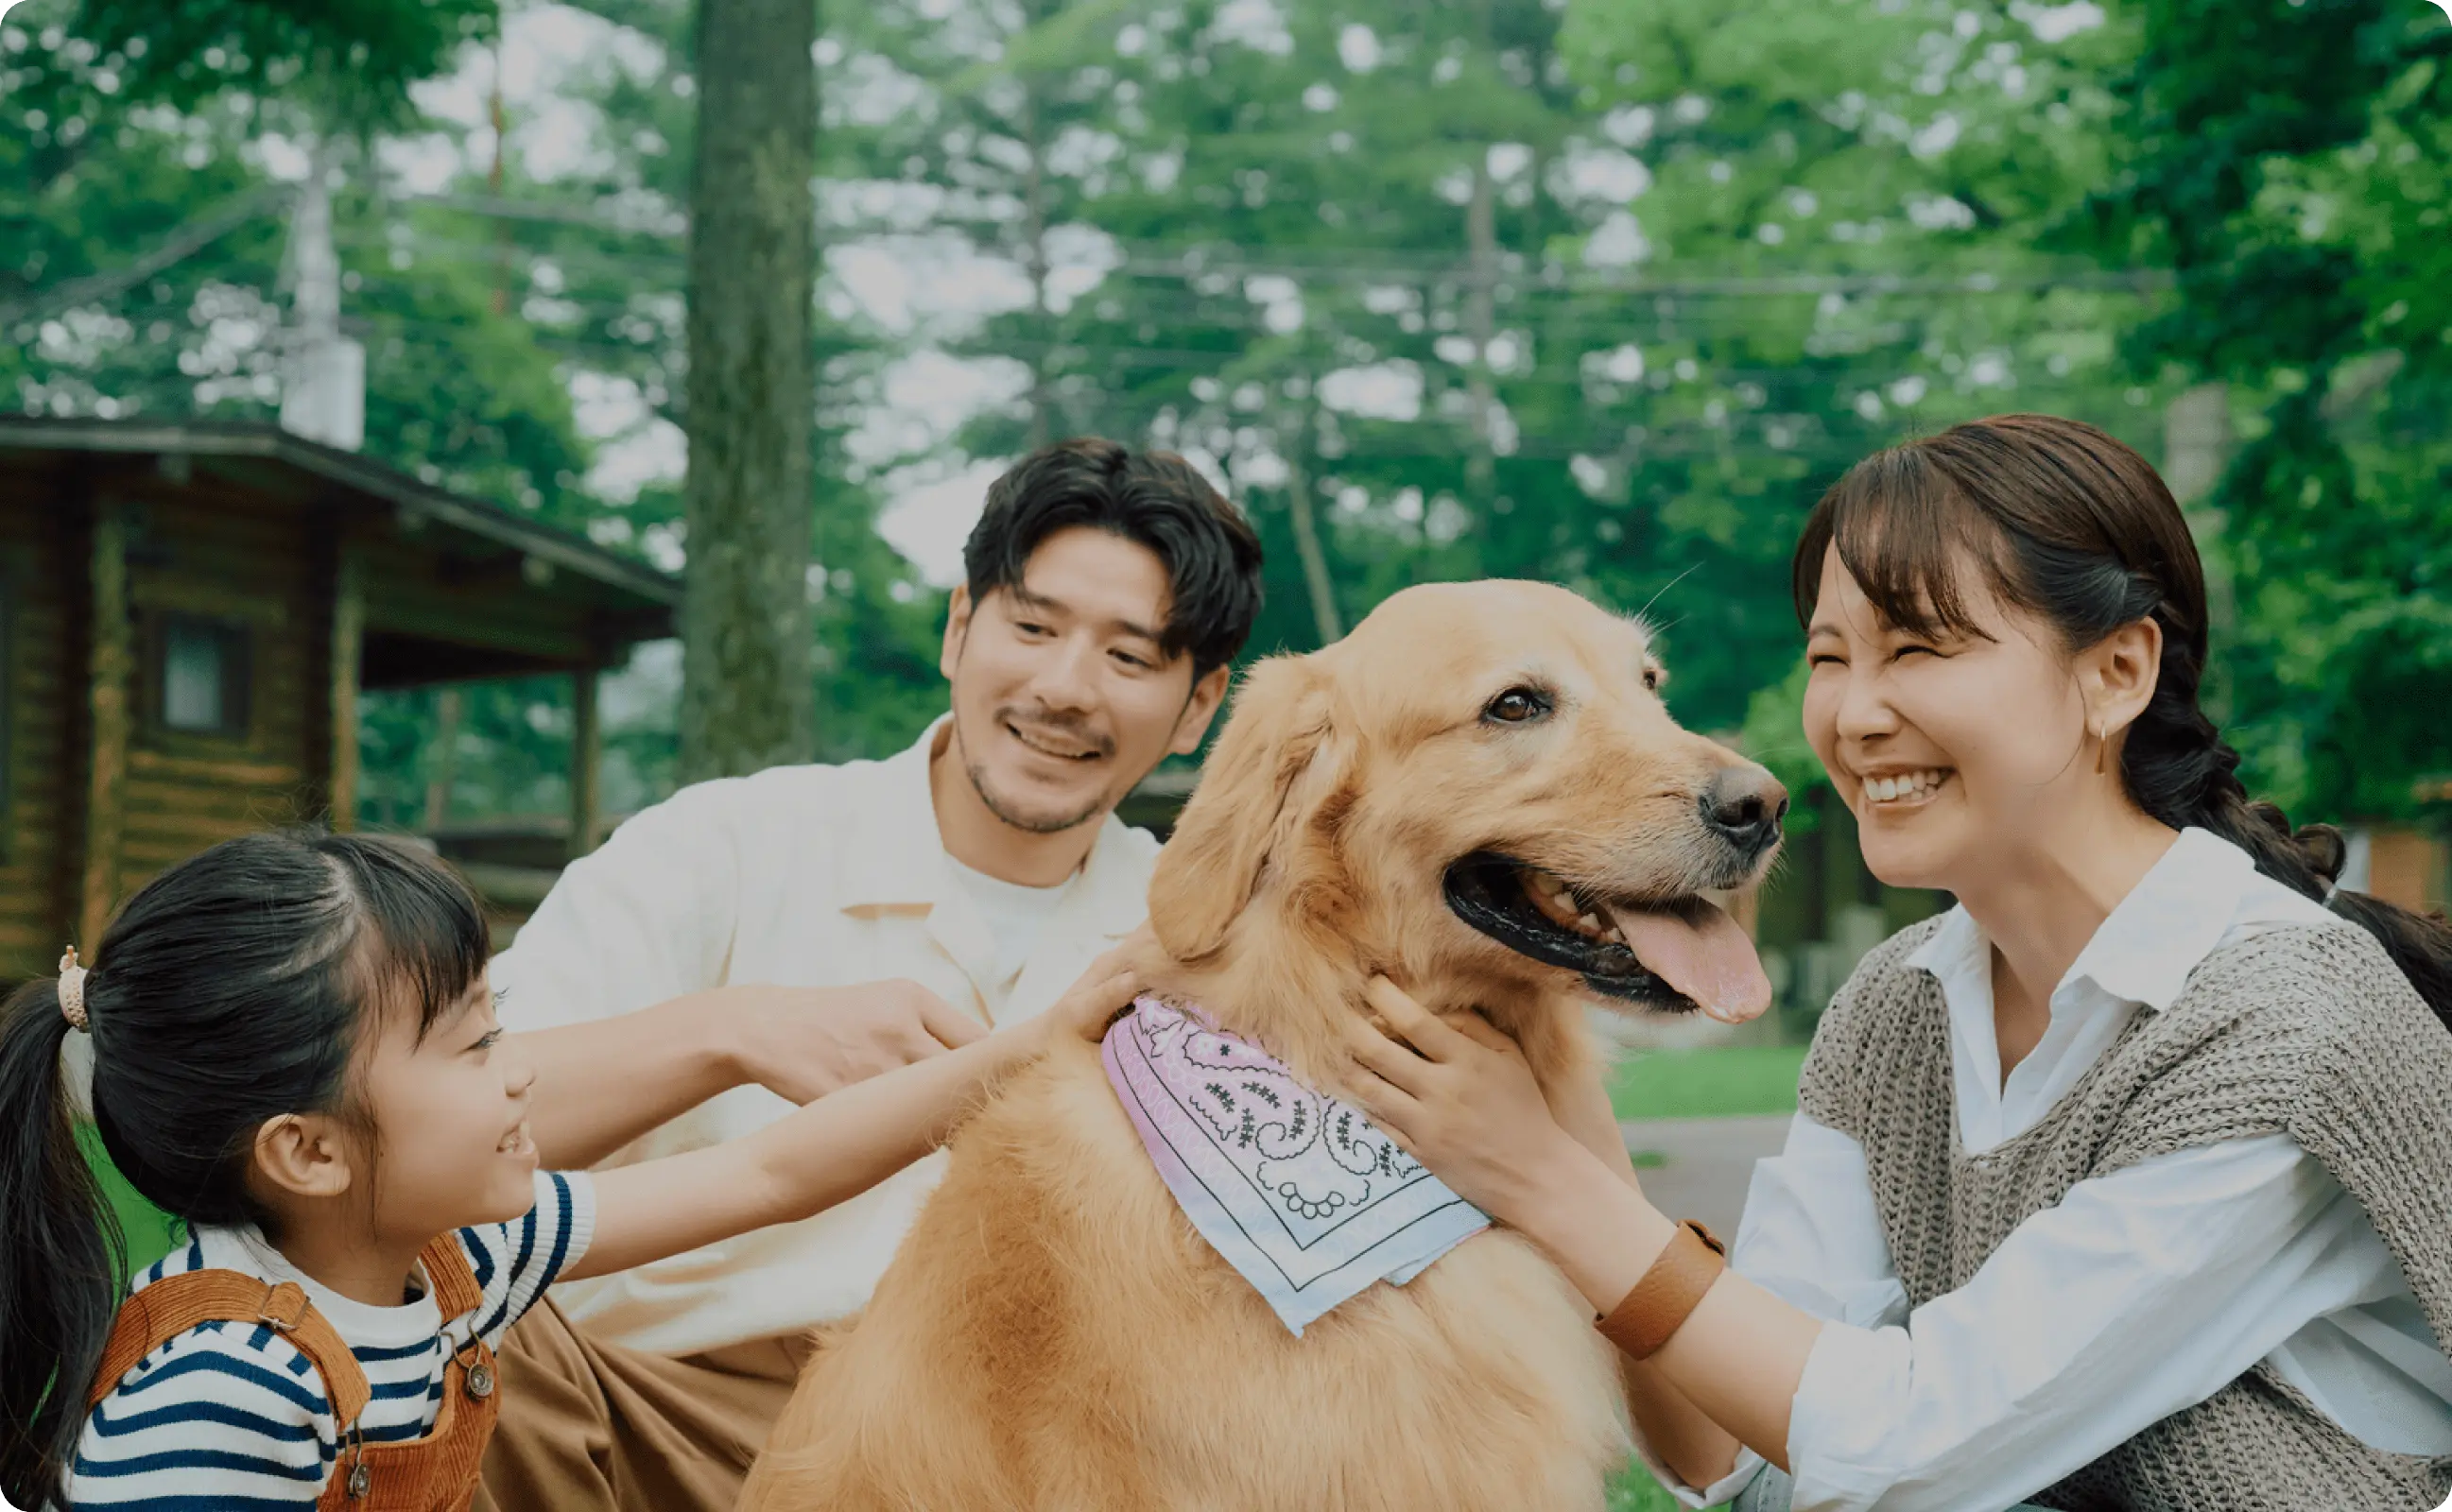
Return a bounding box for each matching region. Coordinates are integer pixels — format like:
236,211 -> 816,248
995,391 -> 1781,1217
1797,919 -> 2452,1512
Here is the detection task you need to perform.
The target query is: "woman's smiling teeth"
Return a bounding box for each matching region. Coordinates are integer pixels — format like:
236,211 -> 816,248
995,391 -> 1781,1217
1862,768 -> 1951,806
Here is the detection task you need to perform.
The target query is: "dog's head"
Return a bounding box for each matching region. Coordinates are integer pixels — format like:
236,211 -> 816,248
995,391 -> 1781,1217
1144,580 -> 1782,1064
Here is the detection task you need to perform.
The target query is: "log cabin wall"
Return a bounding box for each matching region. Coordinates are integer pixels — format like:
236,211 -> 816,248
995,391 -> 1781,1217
0,421 -> 682,984
104,469 -> 330,950
0,456 -> 80,980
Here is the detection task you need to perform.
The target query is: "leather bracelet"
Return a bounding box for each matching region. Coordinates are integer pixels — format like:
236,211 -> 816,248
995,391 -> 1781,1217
1595,1219 -> 1727,1361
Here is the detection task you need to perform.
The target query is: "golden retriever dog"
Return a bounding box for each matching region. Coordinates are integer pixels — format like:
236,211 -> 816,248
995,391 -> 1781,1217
741,579 -> 1785,1512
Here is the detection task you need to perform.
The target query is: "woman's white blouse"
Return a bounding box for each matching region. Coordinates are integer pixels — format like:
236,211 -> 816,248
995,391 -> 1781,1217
1643,830 -> 2452,1512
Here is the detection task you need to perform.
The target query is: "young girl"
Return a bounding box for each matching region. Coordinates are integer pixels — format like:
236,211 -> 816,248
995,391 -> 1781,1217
0,830 -> 1136,1512
1343,414 -> 2452,1512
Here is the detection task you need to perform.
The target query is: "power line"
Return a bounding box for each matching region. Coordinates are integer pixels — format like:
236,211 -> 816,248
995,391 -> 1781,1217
2,184 -> 292,326
389,190 -> 2173,299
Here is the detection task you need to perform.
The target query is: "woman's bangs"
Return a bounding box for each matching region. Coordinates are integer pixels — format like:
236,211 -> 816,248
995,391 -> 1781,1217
1810,448 -> 2019,642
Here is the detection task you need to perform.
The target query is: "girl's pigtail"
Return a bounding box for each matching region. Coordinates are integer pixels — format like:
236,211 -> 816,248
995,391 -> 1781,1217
0,978 -> 127,1511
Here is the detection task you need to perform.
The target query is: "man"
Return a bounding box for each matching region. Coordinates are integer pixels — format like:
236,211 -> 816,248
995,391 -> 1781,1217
476,438 -> 1265,1511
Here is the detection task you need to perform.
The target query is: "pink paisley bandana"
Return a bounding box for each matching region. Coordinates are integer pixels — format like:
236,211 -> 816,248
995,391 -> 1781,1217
1101,995 -> 1489,1336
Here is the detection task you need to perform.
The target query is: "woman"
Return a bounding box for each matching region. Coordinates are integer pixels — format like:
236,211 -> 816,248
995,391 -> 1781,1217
1342,414 -> 2452,1512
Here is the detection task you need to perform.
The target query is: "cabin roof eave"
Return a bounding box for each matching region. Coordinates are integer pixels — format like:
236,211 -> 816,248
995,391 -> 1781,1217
0,416 -> 682,612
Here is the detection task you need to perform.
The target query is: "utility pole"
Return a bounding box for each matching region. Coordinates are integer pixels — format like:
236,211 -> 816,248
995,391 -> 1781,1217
490,37 -> 511,317
279,140 -> 365,453
1019,66 -> 1053,448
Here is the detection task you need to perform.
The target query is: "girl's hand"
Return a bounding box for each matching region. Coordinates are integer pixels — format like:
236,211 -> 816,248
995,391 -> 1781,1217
1338,976 -> 1592,1231
578,949 -> 1135,1282
1042,948 -> 1142,1044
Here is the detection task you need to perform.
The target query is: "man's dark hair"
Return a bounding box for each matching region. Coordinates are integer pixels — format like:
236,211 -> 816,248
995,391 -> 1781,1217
963,438 -> 1264,679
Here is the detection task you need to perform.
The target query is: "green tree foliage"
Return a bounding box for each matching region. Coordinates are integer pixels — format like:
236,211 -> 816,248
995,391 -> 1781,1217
32,0 -> 493,120
2072,0 -> 2452,819
9,0 -> 2445,833
3,8 -> 615,830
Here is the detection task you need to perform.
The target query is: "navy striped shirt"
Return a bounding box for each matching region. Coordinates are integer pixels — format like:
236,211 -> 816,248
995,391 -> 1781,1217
62,1170 -> 594,1508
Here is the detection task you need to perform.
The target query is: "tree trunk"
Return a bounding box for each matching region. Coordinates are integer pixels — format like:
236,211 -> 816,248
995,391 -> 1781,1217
1019,67 -> 1052,448
2163,383 -> 2235,718
1279,404 -> 1342,645
680,0 -> 817,782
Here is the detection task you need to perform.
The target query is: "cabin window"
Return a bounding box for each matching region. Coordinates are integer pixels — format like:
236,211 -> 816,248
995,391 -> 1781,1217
152,614 -> 252,739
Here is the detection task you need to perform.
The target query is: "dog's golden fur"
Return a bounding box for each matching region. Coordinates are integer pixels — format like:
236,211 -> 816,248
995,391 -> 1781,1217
742,580 -> 1775,1511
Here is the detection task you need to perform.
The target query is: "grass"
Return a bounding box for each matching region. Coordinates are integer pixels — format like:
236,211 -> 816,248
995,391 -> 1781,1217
79,1125 -> 184,1279
1609,1464 -> 1726,1510
1609,1042 -> 1807,1123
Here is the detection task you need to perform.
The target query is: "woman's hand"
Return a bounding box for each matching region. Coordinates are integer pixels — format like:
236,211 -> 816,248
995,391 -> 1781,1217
1338,976 -> 1597,1232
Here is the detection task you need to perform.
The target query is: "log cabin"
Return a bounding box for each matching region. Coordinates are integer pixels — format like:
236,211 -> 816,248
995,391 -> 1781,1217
0,416 -> 680,984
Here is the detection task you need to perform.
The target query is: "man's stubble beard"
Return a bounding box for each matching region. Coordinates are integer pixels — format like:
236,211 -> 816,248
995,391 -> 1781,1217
963,759 -> 1114,835
953,702 -> 1128,836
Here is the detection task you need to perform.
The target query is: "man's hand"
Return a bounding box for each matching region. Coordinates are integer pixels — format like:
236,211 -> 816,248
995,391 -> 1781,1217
718,979 -> 986,1105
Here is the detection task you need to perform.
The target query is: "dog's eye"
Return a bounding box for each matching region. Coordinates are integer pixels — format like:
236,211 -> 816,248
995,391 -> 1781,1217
1482,686 -> 1551,725
1642,666 -> 1663,692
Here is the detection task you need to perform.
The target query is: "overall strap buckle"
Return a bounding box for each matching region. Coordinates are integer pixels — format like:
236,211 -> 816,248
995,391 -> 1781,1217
256,1281 -> 311,1334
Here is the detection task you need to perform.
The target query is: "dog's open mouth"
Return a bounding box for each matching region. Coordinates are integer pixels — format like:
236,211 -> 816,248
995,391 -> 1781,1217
1442,853 -> 1772,1021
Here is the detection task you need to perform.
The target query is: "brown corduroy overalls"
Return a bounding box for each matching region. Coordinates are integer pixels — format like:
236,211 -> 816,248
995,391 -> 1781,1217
86,1235 -> 502,1510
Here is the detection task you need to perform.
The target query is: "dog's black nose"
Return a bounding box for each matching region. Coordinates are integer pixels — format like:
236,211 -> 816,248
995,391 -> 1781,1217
1700,765 -> 1787,858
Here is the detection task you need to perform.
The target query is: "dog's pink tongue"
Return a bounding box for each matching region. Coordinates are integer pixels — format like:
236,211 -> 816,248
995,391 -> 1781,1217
1602,898 -> 1772,1023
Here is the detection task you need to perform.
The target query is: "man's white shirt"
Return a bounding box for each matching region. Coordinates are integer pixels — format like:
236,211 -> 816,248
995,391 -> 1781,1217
490,716 -> 1158,1356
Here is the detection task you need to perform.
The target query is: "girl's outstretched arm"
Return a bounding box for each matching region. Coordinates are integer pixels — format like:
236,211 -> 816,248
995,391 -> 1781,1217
562,953 -> 1137,1282
512,976 -> 986,1170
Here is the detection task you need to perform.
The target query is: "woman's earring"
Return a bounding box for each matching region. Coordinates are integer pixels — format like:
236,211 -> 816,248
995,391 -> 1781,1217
2094,721 -> 2108,775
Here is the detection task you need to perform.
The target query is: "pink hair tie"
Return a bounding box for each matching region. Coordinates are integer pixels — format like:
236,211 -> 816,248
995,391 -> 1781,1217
59,947 -> 90,1032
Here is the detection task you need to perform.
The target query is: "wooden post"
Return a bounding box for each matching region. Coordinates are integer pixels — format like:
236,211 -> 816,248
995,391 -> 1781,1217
422,687 -> 463,832
569,665 -> 601,861
79,498 -> 130,949
328,545 -> 364,831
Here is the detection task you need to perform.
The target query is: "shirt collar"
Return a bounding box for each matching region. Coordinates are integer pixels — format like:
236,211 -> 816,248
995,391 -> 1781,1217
2064,828 -> 2260,1012
832,716 -> 960,911
834,714 -> 1152,940
1905,899 -> 1989,994
1906,827 -> 2262,1015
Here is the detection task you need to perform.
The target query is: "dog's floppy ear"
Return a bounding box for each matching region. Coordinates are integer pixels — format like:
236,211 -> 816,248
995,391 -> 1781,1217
1147,654 -> 1337,961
